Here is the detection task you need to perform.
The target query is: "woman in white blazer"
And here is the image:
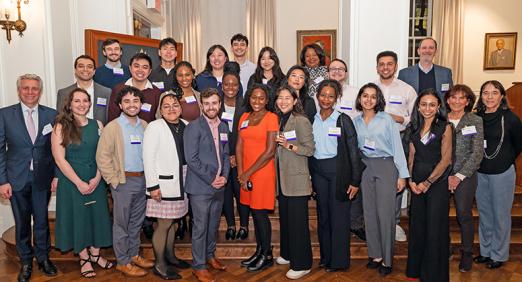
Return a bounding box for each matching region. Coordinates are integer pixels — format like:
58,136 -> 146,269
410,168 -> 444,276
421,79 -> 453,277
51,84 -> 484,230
143,91 -> 190,280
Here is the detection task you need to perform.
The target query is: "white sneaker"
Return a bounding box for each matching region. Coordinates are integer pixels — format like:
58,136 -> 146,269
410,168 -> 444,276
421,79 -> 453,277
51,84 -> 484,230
395,225 -> 407,242
286,269 -> 311,280
276,257 -> 290,265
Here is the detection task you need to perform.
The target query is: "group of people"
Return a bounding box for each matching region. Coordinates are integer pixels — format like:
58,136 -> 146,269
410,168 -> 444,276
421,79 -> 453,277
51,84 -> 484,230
0,33 -> 520,282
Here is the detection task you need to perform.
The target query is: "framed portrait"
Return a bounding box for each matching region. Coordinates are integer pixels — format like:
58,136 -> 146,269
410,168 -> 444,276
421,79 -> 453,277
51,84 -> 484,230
84,29 -> 183,69
483,32 -> 517,70
296,30 -> 337,65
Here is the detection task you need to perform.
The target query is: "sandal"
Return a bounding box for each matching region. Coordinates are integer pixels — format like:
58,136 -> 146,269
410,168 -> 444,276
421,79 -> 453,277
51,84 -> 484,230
80,257 -> 96,278
90,253 -> 114,269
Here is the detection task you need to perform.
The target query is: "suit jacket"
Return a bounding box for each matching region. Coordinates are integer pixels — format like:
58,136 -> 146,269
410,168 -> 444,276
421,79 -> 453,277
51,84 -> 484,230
489,49 -> 514,67
451,112 -> 484,177
276,114 -> 315,196
183,116 -> 230,195
0,103 -> 57,191
398,64 -> 453,100
56,82 -> 112,124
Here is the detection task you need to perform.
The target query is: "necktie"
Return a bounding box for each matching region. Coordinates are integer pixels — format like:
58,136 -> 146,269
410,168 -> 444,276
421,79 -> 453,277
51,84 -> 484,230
26,109 -> 36,144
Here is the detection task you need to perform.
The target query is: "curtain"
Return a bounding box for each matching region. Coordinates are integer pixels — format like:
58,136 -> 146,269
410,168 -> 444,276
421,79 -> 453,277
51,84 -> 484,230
432,0 -> 464,83
170,0 -> 203,71
246,0 -> 276,61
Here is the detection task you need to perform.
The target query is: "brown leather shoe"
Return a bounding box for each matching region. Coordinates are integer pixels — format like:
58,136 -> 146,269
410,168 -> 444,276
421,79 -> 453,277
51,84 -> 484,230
116,263 -> 147,277
208,257 -> 227,270
193,269 -> 215,282
131,255 -> 154,269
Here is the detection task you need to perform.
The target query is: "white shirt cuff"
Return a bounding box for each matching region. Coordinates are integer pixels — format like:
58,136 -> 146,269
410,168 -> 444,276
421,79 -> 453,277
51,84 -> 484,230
455,173 -> 466,181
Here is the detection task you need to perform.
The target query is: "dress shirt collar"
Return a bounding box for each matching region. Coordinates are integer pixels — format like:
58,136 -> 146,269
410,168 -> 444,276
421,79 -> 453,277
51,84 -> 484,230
104,61 -> 122,70
125,78 -> 154,89
21,102 -> 38,113
118,112 -> 142,128
314,109 -> 340,123
418,62 -> 434,74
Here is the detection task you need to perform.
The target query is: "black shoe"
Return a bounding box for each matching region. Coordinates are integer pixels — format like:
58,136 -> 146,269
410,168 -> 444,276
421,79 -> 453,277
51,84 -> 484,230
366,258 -> 381,269
153,265 -> 182,280
225,227 -> 236,240
459,251 -> 473,272
318,262 -> 326,268
247,249 -> 274,272
378,265 -> 392,276
325,267 -> 347,272
175,217 -> 187,240
473,255 -> 492,264
17,263 -> 32,282
236,227 -> 248,240
351,228 -> 366,241
37,259 -> 57,276
143,224 -> 154,241
486,260 -> 504,269
166,256 -> 191,269
241,246 -> 262,267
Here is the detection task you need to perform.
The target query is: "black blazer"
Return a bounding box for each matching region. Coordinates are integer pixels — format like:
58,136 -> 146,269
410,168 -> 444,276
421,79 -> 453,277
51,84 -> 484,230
220,92 -> 245,156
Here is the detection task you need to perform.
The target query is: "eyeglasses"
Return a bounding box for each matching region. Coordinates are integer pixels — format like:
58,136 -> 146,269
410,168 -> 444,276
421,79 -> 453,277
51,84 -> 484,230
161,104 -> 180,110
329,67 -> 346,73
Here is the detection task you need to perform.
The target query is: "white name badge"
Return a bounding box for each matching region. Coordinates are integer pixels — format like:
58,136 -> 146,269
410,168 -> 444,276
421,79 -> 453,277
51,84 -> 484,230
220,133 -> 228,143
462,125 -> 477,136
314,76 -> 324,84
340,101 -> 354,111
141,103 -> 152,112
389,95 -> 403,105
240,120 -> 249,129
42,123 -> 53,135
185,95 -> 197,104
441,83 -> 450,91
484,140 -> 487,149
262,78 -> 268,85
221,112 -> 234,122
152,81 -> 165,90
421,133 -> 435,145
363,138 -> 376,151
284,130 -> 297,140
130,134 -> 141,144
96,97 -> 107,106
328,127 -> 341,137
113,67 -> 124,76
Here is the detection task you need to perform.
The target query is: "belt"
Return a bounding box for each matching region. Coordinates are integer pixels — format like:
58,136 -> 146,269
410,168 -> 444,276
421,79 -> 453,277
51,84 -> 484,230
125,171 -> 144,177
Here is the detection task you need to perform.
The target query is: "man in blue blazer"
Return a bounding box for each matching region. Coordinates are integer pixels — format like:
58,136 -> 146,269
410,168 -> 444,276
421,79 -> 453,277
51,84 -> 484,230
0,74 -> 58,282
184,88 -> 230,282
398,37 -> 453,101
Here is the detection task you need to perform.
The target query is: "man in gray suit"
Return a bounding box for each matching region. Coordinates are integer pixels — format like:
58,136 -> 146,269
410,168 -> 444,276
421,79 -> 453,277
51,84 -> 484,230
184,88 -> 230,282
398,37 -> 453,101
57,55 -> 111,124
489,39 -> 514,67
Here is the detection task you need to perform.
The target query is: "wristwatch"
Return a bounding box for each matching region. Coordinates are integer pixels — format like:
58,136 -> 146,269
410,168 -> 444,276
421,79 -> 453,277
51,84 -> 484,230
288,144 -> 294,151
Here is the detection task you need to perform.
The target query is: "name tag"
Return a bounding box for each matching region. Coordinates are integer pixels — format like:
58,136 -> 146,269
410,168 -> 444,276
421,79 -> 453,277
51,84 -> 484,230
42,123 -> 53,135
363,138 -> 376,151
441,83 -> 450,91
240,120 -> 249,129
284,130 -> 297,140
484,140 -> 487,149
420,132 -> 435,145
389,95 -> 403,105
340,101 -> 354,111
220,133 -> 228,143
328,127 -> 341,137
314,76 -> 324,84
185,95 -> 197,104
130,134 -> 141,144
462,126 -> 477,136
96,97 -> 107,106
262,78 -> 268,85
141,103 -> 152,112
113,67 -> 124,76
221,112 -> 234,122
152,81 -> 165,90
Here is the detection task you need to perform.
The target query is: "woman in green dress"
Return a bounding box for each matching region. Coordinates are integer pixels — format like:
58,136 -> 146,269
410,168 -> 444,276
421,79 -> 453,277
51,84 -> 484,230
51,88 -> 113,278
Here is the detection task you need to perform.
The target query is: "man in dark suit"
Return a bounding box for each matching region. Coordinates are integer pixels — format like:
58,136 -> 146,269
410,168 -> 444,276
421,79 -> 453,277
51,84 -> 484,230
57,55 -> 112,124
0,74 -> 58,282
184,88 -> 230,282
398,37 -> 453,101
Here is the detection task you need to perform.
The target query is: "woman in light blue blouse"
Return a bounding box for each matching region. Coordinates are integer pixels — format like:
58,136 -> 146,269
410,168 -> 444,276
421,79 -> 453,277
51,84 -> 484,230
353,83 -> 409,277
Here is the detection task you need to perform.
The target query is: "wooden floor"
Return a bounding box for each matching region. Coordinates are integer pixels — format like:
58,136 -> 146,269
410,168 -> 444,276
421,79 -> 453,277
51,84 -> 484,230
0,242 -> 521,282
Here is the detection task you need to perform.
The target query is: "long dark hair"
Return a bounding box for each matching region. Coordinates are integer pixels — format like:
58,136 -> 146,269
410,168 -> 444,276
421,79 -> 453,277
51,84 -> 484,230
252,47 -> 285,86
409,88 -> 447,135
55,88 -> 90,145
355,83 -> 386,113
284,65 -> 310,98
274,85 -> 304,116
243,83 -> 270,112
474,80 -> 509,115
202,45 -> 229,74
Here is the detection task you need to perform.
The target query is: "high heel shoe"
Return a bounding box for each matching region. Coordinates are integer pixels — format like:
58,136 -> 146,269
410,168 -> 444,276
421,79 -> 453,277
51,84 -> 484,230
236,227 -> 248,240
175,217 -> 187,240
247,247 -> 274,272
225,227 -> 236,240
241,245 -> 261,267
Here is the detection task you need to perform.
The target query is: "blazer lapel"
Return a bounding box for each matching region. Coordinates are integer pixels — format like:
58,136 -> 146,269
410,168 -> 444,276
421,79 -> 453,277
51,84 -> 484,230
283,114 -> 297,134
200,118 -> 218,162
34,105 -> 47,144
454,112 -> 470,133
413,65 -> 420,93
15,103 -> 33,145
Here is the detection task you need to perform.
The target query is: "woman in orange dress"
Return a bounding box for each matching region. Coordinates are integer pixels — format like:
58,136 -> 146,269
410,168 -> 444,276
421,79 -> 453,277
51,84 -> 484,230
236,83 -> 278,272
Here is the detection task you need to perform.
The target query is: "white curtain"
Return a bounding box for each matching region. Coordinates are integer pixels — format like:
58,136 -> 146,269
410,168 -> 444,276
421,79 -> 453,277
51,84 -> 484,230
246,0 -> 276,61
432,0 -> 465,83
170,0 -> 203,71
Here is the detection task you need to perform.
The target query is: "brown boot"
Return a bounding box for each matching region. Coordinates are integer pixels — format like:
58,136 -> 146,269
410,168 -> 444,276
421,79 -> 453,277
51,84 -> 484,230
131,255 -> 154,269
116,263 -> 147,277
193,269 -> 215,282
208,257 -> 227,270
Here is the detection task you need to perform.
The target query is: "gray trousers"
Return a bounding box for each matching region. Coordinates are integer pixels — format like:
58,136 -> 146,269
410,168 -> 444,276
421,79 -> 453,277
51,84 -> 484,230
361,157 -> 398,266
189,191 -> 224,270
111,176 -> 147,265
476,165 -> 515,262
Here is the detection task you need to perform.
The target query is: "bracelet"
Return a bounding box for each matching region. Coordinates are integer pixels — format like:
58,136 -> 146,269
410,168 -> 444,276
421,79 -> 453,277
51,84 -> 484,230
426,178 -> 433,184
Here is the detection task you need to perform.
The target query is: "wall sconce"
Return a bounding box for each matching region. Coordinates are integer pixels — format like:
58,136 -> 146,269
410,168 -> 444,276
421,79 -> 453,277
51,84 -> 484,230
0,0 -> 28,43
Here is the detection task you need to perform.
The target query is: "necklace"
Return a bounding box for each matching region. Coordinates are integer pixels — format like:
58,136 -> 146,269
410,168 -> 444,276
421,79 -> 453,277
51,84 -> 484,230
483,115 -> 504,160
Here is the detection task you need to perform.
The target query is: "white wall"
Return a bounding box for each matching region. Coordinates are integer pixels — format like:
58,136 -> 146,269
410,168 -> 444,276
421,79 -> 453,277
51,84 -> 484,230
462,0 -> 522,92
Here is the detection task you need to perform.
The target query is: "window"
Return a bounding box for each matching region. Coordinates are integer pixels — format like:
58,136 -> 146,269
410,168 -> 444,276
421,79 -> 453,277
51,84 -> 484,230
408,0 -> 433,66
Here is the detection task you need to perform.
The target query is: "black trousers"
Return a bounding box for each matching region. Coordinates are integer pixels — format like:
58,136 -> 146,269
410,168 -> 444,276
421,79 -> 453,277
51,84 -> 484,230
10,172 -> 51,264
251,209 -> 271,254
223,167 -> 250,228
310,157 -> 351,269
279,194 -> 312,270
452,173 -> 477,253
407,180 -> 450,282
